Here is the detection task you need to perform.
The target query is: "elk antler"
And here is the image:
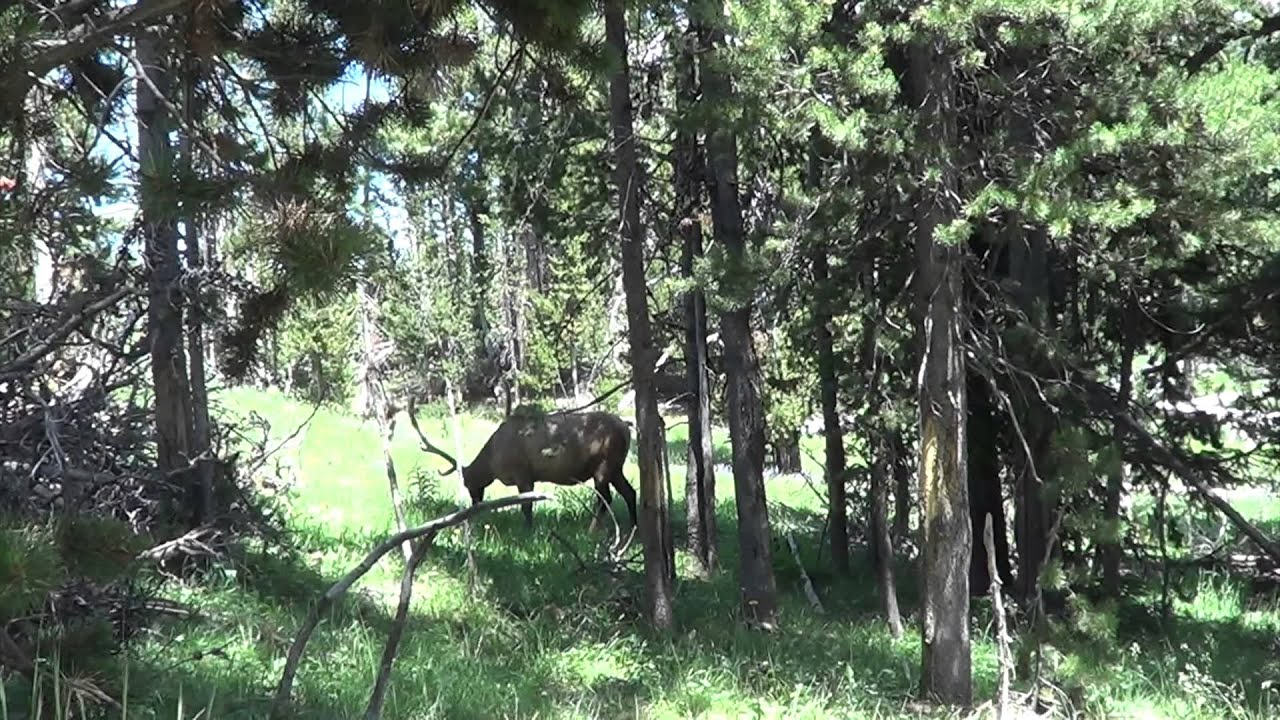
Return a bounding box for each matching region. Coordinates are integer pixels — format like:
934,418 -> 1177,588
406,397 -> 459,476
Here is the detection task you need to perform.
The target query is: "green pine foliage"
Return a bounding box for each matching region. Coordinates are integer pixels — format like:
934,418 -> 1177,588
7,0 -> 1280,715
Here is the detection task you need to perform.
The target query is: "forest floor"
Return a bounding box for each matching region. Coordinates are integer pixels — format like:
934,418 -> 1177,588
17,387 -> 1280,719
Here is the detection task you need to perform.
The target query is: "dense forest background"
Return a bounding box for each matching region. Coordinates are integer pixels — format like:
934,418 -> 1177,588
2,0 -> 1280,717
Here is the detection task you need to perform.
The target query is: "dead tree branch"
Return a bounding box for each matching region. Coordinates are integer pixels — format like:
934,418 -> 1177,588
986,513 -> 1012,719
786,533 -> 825,614
269,492 -> 550,719
3,0 -> 190,102
136,525 -> 220,563
1083,379 -> 1280,566
0,286 -> 134,377
364,537 -> 432,720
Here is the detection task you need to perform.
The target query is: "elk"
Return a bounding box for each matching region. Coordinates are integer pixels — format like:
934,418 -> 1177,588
406,400 -> 638,531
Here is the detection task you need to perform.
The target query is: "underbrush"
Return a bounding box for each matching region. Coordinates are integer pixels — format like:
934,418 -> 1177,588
5,387 -> 1277,719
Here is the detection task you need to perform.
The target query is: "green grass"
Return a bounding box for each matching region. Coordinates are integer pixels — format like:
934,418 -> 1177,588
8,387 -> 1278,719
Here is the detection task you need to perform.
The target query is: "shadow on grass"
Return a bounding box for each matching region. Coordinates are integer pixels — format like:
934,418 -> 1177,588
361,492 -> 930,717
664,432 -> 734,469
112,490 -> 923,719
101,488 -> 1279,719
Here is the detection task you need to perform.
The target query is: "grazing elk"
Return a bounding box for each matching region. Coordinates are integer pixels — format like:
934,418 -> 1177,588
406,400 -> 638,531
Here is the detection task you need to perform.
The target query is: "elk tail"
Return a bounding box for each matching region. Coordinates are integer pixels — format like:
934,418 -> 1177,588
406,397 -> 460,476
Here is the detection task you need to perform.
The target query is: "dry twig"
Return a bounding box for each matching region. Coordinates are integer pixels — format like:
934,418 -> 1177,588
986,514 -> 1012,719
786,533 -> 825,614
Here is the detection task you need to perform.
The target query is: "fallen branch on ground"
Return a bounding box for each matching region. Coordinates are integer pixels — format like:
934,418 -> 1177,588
364,537 -> 432,720
269,492 -> 550,719
786,533 -> 825,614
136,525 -> 221,563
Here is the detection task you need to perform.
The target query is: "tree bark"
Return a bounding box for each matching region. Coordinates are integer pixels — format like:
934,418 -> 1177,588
676,7 -> 718,577
861,265 -> 902,635
606,0 -> 673,630
20,86 -> 55,304
496,220 -> 521,413
814,243 -> 849,574
185,202 -> 214,524
181,49 -> 214,525
466,194 -> 488,312
909,34 -> 971,705
1008,224 -> 1055,604
702,0 -> 778,629
891,429 -> 912,542
1102,309 -> 1134,596
137,24 -> 198,529
770,431 -> 803,474
967,371 -> 1012,595
871,448 -> 904,637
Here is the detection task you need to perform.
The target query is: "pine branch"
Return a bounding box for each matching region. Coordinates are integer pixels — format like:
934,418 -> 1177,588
3,0 -> 190,101
1185,14 -> 1280,74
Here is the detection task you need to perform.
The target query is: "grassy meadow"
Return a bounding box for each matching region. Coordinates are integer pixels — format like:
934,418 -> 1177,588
9,387 -> 1278,719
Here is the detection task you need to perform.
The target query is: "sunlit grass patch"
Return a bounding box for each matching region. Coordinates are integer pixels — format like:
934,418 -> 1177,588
65,387 -> 1276,719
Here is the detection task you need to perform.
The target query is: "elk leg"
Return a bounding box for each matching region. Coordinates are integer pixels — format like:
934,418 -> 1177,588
610,472 -> 638,529
590,479 -> 614,533
516,480 -> 535,528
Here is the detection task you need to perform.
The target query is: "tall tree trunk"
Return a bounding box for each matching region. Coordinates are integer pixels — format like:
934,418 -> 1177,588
891,429 -> 912,542
205,215 -> 223,377
358,281 -> 412,562
676,6 -> 718,577
861,264 -> 902,635
871,448 -> 904,637
20,86 -> 54,304
357,161 -> 411,560
184,191 -> 214,525
466,196 -> 488,304
814,240 -> 849,574
701,0 -> 778,629
1102,304 -> 1135,595
463,184 -> 491,394
606,0 -> 673,630
771,431 -> 803,474
967,371 -> 1012,595
909,34 -> 971,705
181,49 -> 214,525
496,224 -> 521,413
137,25 -> 198,529
1008,224 -> 1055,604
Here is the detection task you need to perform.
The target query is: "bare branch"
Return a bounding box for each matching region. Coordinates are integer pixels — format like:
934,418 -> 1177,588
785,533 -> 825,614
136,525 -> 221,563
437,41 -> 527,173
0,285 -> 135,378
985,514 -> 1012,720
4,0 -> 190,99
364,537 -> 431,720
1084,380 -> 1280,565
405,397 -> 459,475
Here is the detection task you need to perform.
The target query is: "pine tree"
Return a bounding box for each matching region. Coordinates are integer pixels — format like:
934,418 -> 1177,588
605,0 -> 674,629
698,0 -> 778,629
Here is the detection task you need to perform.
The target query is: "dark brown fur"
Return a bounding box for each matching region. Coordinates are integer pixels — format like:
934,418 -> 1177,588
408,403 -> 637,529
